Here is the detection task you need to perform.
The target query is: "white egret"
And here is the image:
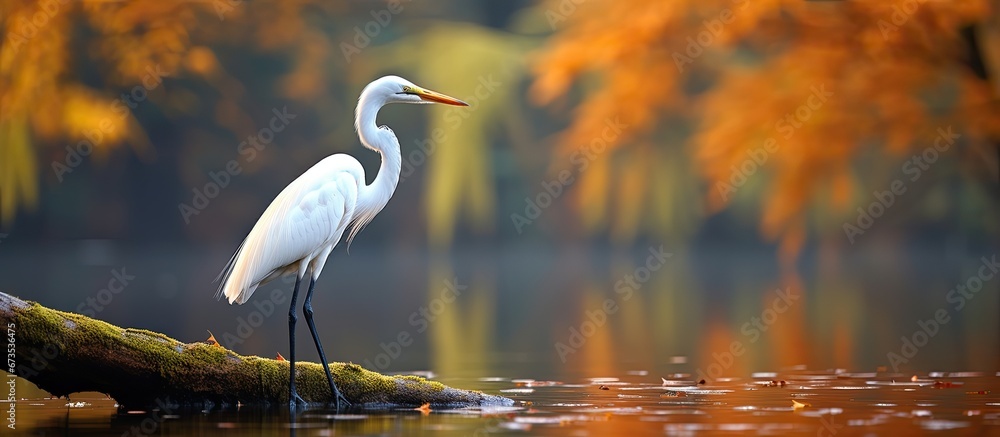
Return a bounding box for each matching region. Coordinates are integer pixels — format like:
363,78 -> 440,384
217,76 -> 468,409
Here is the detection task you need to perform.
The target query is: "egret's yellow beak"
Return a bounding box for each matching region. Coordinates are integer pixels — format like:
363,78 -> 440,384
405,86 -> 469,106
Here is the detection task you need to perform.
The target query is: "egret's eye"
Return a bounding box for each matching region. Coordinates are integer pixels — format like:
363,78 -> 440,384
399,86 -> 412,94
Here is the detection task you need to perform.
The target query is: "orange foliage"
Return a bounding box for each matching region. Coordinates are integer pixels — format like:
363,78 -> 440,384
533,0 -> 1000,253
0,0 -> 340,225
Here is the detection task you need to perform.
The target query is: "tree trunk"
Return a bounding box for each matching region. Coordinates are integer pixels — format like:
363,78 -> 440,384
0,292 -> 512,409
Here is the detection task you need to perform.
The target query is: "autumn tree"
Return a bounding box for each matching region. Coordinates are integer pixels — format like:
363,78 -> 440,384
0,0 -> 347,227
532,0 -> 1000,259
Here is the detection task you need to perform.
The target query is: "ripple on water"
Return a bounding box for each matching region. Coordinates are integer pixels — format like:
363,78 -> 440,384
664,423 -> 806,433
920,419 -> 970,430
673,388 -> 734,395
661,378 -> 697,386
302,414 -> 369,420
12,368 -> 1000,436
477,376 -> 508,382
568,407 -> 645,415
500,388 -> 534,394
585,377 -> 619,383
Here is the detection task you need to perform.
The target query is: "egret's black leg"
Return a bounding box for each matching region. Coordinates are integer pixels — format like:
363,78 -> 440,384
303,277 -> 350,411
288,276 -> 307,409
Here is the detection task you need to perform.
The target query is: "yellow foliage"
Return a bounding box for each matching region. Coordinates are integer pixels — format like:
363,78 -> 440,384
0,119 -> 38,224
60,87 -> 128,145
360,23 -> 532,248
0,0 -> 334,227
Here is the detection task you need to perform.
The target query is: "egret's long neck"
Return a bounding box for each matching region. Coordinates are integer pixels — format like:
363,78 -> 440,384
355,92 -> 401,213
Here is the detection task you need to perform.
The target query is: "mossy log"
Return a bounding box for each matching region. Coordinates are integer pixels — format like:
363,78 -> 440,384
0,292 -> 512,409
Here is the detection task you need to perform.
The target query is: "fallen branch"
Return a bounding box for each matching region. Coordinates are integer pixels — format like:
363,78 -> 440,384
0,292 -> 512,409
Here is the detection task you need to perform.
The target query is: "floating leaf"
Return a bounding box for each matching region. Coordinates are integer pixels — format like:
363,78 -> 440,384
415,403 -> 431,415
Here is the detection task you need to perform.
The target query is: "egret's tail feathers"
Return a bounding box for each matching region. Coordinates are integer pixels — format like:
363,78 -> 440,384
214,241 -> 244,302
216,239 -> 262,305
218,267 -> 260,305
227,284 -> 258,305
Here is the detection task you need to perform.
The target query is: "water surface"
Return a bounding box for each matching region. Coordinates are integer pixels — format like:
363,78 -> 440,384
9,368 -> 1000,436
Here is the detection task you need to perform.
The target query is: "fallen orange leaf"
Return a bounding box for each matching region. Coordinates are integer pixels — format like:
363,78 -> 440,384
205,330 -> 221,347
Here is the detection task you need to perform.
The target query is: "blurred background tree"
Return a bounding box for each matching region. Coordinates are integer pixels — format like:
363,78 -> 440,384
0,0 -> 351,225
1,0 -> 997,258
1,0 -> 997,379
532,0 -> 1000,262
1,0 -> 541,245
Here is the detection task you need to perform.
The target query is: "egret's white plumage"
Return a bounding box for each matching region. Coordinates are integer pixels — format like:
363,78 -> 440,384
214,76 -> 467,409
217,155 -> 362,304
217,75 -> 466,305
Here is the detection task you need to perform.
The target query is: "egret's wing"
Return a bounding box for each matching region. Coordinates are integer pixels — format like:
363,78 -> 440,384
218,155 -> 364,304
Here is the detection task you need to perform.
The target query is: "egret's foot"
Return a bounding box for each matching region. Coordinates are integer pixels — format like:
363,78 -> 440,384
333,389 -> 351,411
290,392 -> 308,409
325,377 -> 351,411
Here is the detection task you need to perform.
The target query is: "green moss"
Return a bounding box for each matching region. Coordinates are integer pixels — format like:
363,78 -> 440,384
397,374 -> 446,391
1,295 -> 510,408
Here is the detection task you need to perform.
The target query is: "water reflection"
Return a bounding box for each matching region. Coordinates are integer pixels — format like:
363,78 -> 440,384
427,256 -> 497,378
10,370 -> 1000,436
1,241 -> 997,376
1,240 -> 998,434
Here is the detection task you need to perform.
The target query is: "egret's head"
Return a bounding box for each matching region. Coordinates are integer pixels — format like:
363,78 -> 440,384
367,75 -> 469,107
